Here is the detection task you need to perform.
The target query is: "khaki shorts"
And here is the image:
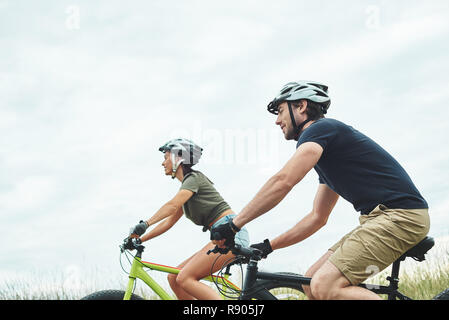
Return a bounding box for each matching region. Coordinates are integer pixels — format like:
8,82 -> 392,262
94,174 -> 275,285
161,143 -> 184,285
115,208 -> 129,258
328,204 -> 430,285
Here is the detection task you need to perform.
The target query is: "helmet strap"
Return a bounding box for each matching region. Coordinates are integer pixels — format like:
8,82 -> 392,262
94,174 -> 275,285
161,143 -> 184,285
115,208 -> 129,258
171,152 -> 184,179
287,101 -> 312,140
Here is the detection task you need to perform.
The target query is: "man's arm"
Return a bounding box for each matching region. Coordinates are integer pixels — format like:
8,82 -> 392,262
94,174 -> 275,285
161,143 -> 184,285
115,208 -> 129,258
232,142 -> 324,229
270,183 -> 339,250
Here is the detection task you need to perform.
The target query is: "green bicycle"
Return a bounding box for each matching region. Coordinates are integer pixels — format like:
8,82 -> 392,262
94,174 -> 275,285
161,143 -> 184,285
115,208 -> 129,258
80,237 -> 246,300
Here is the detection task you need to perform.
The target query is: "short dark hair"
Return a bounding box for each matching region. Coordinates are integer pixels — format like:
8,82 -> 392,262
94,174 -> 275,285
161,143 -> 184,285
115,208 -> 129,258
292,100 -> 325,121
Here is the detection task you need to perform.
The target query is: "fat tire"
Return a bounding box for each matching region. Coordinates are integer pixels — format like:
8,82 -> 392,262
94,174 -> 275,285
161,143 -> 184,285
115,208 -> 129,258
81,289 -> 144,300
433,288 -> 449,300
245,272 -> 306,300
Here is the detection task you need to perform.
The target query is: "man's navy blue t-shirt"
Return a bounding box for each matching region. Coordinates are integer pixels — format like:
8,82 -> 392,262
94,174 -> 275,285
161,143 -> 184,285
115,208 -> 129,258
296,118 -> 428,215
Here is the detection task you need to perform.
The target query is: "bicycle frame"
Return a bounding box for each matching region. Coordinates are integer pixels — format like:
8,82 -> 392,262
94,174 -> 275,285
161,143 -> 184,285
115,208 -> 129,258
120,241 -> 413,300
240,258 -> 411,300
123,251 -> 241,300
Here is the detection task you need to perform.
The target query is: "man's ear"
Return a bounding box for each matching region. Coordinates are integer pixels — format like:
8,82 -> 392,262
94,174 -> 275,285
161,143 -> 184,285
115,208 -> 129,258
294,99 -> 308,114
299,100 -> 308,113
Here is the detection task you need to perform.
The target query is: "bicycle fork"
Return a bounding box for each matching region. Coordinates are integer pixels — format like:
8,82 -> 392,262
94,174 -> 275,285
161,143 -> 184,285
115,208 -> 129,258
124,255 -> 173,300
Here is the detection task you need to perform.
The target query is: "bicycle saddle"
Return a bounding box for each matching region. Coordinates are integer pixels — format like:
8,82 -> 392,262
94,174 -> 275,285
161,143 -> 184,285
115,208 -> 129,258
399,236 -> 434,262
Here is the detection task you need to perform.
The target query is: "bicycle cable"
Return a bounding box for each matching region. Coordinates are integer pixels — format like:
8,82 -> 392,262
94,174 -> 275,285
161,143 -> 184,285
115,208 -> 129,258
119,249 -> 144,295
119,250 -> 130,275
210,254 -> 244,299
211,254 -> 274,299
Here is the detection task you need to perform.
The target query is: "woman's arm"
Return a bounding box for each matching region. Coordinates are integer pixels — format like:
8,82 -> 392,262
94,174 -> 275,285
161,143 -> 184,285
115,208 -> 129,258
140,206 -> 184,242
145,189 -> 194,227
132,189 -> 193,241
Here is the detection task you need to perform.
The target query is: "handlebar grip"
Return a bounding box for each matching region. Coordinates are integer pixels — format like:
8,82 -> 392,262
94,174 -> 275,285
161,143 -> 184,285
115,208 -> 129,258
122,237 -> 143,251
125,237 -> 134,250
207,245 -> 230,255
232,244 -> 262,260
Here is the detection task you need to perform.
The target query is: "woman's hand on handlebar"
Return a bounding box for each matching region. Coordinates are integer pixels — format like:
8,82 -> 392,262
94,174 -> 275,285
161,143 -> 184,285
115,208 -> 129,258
129,220 -> 149,239
210,219 -> 238,248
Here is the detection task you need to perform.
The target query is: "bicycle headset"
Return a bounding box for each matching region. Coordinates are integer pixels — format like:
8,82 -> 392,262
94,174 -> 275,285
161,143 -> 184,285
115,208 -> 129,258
267,81 -> 331,139
159,138 -> 203,179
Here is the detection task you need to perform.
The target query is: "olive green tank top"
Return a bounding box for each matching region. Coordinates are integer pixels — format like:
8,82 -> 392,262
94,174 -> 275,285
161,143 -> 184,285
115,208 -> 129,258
180,171 -> 231,228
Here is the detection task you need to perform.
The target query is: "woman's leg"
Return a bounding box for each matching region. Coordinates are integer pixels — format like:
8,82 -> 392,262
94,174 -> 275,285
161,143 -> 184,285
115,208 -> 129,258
175,241 -> 235,300
167,252 -> 197,300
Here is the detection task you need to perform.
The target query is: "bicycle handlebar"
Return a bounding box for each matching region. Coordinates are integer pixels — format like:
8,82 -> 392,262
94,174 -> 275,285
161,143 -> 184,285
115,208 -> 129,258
121,237 -> 262,264
120,237 -> 144,252
233,244 -> 263,260
207,244 -> 263,262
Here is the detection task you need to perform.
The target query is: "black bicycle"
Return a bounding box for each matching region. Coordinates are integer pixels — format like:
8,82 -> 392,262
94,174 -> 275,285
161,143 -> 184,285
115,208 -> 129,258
208,236 -> 449,300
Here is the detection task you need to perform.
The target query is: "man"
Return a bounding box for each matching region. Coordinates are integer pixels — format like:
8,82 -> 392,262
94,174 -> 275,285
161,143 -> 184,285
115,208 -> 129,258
211,81 -> 430,300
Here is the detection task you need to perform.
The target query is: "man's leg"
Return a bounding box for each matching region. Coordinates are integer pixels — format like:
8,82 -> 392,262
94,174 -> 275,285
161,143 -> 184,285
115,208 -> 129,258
310,205 -> 430,300
302,250 -> 334,299
310,260 -> 381,300
302,225 -> 362,299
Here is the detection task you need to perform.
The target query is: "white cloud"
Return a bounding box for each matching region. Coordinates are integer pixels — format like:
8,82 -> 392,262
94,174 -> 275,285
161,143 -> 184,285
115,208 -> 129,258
0,176 -> 57,211
278,10 -> 449,79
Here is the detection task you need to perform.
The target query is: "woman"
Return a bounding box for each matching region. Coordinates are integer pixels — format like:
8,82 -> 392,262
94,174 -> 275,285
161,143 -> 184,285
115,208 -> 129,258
130,138 -> 249,300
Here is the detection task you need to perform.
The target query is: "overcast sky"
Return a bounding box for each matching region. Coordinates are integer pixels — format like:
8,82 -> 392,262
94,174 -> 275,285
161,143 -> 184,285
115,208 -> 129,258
1,0 -> 449,293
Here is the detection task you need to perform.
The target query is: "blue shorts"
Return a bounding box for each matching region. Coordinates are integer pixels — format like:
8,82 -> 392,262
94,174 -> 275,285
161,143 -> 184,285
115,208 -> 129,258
211,214 -> 250,247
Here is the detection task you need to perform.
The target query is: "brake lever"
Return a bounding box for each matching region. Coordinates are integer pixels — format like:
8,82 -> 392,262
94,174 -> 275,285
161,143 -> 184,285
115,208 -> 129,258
121,237 -> 135,251
207,245 -> 230,255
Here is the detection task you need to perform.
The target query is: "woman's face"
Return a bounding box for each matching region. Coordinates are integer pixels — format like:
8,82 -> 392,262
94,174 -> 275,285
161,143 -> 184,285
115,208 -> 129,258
162,152 -> 172,176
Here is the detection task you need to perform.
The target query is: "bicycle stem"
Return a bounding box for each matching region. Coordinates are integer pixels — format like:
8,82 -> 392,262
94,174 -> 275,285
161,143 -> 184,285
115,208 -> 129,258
241,260 -> 259,300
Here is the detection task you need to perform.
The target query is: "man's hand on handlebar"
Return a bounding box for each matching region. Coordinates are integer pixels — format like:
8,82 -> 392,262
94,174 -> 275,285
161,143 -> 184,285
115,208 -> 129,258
250,239 -> 273,258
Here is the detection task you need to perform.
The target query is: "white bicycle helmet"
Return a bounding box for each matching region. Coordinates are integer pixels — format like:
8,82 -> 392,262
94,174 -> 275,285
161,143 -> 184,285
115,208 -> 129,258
159,138 -> 203,179
267,81 -> 331,139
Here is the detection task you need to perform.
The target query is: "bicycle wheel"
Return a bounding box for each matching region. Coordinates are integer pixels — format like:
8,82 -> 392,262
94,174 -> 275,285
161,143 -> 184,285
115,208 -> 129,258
246,272 -> 308,300
433,288 -> 449,300
81,289 -> 144,300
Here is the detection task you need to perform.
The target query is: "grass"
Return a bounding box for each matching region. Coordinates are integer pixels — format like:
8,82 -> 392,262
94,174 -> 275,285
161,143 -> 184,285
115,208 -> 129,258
1,238 -> 448,300
366,237 -> 449,300
0,267 -> 167,300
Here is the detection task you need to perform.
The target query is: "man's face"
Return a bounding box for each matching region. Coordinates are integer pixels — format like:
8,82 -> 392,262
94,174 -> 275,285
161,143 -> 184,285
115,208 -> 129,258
275,102 -> 295,140
274,101 -> 307,140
